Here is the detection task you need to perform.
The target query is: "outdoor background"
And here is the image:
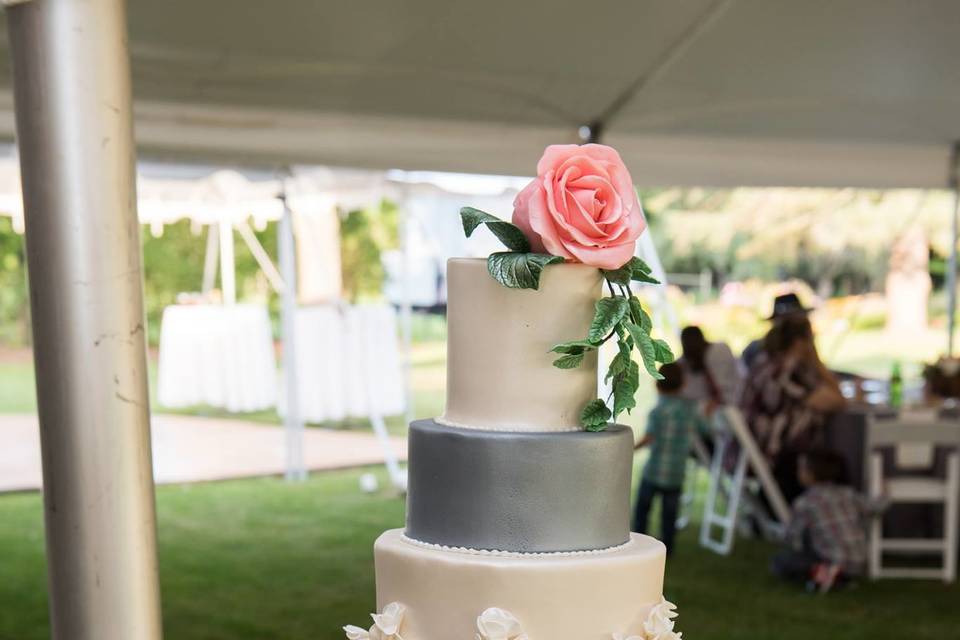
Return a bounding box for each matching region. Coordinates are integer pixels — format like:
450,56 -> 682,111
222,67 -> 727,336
1,185 -> 958,638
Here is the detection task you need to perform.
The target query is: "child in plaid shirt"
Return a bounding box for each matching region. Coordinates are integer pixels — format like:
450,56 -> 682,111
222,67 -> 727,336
773,449 -> 874,591
633,362 -> 710,556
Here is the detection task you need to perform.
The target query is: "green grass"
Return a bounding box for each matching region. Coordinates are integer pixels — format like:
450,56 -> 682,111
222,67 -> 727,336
1,318 -> 958,638
0,469 -> 403,640
0,362 -> 36,413
0,466 -> 956,640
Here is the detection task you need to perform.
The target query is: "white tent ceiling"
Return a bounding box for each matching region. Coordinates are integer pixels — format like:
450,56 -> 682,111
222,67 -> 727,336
0,1 -> 958,187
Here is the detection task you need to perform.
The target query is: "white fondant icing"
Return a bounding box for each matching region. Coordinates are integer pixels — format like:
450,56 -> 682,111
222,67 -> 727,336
476,608 -> 528,640
443,258 -> 601,432
375,529 -> 666,639
400,534 -> 629,558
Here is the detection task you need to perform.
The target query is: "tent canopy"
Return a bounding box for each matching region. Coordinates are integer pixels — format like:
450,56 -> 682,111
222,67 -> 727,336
1,0 -> 959,187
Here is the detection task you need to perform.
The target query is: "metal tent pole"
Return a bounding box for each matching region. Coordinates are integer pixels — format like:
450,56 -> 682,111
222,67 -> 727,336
202,223 -> 220,294
279,192 -> 305,481
5,1 -> 163,638
949,143 -> 960,356
399,189 -> 414,427
949,188 -> 959,357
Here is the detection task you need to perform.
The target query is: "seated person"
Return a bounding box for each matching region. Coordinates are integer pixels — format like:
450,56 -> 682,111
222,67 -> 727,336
740,317 -> 845,503
679,325 -> 743,410
772,449 -> 876,591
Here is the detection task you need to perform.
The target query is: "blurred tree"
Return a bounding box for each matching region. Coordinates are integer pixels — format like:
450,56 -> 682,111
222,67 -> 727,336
141,220 -> 278,344
339,199 -> 398,303
0,218 -> 29,345
642,187 -> 954,298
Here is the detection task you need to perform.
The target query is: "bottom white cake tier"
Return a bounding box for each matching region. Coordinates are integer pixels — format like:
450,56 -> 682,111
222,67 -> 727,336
372,529 -> 667,640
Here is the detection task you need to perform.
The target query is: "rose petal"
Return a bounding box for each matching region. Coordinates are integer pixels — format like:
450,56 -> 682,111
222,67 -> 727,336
542,173 -> 605,247
512,178 -> 548,253
536,144 -> 585,176
526,179 -> 573,260
565,189 -> 607,236
564,239 -> 636,270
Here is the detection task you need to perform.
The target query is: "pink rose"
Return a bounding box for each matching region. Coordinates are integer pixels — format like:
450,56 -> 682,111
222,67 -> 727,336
512,144 -> 646,270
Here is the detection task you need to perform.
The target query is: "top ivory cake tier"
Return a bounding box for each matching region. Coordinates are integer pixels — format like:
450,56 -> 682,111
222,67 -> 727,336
441,258 -> 601,432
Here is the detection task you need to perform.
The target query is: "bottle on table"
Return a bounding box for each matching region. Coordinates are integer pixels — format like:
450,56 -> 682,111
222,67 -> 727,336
889,361 -> 903,409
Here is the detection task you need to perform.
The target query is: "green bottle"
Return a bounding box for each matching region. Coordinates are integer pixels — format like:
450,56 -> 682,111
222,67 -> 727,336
889,361 -> 903,409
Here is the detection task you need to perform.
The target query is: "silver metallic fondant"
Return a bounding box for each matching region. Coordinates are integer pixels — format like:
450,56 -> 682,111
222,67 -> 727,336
405,420 -> 633,553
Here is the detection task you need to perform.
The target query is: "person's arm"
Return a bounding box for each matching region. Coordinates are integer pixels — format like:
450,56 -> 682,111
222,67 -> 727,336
857,490 -> 888,517
636,412 -> 660,449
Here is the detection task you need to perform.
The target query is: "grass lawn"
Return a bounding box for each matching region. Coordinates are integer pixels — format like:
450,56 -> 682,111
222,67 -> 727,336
1,316 -> 957,638
0,465 -> 956,640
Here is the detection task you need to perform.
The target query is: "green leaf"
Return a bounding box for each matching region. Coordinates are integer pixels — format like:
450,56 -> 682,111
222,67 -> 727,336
625,322 -> 663,380
587,297 -> 630,343
632,271 -> 661,285
605,336 -> 633,382
601,264 -> 633,286
652,338 -> 676,364
612,360 -> 640,418
487,252 -> 564,290
553,353 -> 586,369
550,340 -> 598,355
629,256 -> 653,275
581,398 -> 612,431
460,207 -> 531,253
628,257 -> 660,284
629,296 -> 653,332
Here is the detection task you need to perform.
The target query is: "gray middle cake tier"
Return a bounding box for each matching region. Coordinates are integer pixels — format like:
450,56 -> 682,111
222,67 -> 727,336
405,419 -> 633,553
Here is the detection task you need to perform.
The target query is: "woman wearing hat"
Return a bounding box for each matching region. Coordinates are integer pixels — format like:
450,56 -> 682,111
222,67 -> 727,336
740,314 -> 846,503
742,293 -> 813,370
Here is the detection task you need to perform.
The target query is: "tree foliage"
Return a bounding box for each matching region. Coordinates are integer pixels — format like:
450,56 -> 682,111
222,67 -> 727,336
643,187 -> 955,296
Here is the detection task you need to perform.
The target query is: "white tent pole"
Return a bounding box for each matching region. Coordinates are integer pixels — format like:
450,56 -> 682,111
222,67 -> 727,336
948,143 -> 959,357
637,228 -> 681,340
5,1 -> 163,638
949,188 -> 959,356
219,217 -> 236,304
279,190 -> 305,481
201,222 -> 220,294
399,188 -> 414,426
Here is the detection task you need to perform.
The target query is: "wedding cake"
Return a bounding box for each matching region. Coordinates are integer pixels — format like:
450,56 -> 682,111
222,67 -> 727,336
344,144 -> 683,640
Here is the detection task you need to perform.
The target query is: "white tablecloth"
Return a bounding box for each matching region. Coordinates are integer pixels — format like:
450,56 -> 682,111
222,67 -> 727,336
283,304 -> 406,422
157,304 -> 277,412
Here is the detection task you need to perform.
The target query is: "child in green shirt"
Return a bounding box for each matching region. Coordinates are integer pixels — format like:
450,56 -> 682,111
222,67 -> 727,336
633,362 -> 710,555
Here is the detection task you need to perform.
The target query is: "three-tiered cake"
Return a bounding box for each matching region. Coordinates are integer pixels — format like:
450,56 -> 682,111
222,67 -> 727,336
345,258 -> 679,640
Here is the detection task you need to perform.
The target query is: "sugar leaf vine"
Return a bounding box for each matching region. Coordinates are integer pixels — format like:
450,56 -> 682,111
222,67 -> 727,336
459,207 -> 674,432
550,258 -> 675,431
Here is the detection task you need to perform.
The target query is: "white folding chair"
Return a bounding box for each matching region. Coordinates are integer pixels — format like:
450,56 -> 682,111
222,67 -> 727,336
699,406 -> 790,555
868,419 -> 959,583
676,433 -> 711,530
